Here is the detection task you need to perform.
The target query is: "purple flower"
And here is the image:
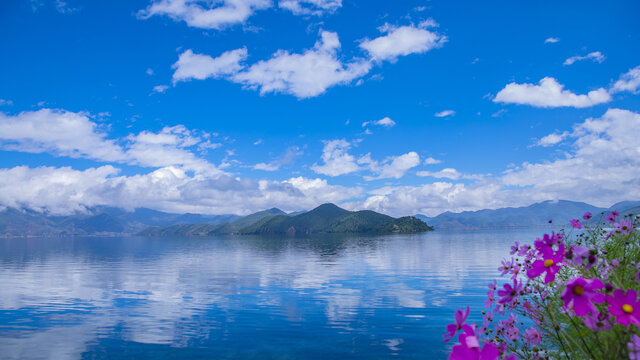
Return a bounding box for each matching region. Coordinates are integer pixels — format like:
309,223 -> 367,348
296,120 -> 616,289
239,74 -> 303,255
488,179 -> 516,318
583,311 -> 612,331
583,211 -> 592,220
527,243 -> 565,283
561,277 -> 605,316
570,219 -> 582,229
534,232 -> 562,250
444,306 -> 470,342
498,258 -> 513,277
615,219 -> 634,236
606,211 -> 620,223
629,334 -> 640,360
523,328 -> 541,345
606,289 -> 640,326
497,279 -> 523,305
449,326 -> 501,360
509,241 -> 520,255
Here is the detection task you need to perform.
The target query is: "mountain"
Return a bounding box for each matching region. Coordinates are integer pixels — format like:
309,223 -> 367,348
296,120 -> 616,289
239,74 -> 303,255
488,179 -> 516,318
415,200 -> 609,230
0,207 -> 239,237
239,203 -> 433,235
139,208 -> 286,236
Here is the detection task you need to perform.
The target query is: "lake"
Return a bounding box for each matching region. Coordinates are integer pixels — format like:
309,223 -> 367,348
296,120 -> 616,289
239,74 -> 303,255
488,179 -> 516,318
0,229 -> 547,359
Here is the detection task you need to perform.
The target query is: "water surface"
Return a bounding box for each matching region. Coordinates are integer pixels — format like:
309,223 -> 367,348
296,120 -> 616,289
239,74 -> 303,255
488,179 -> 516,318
0,229 -> 546,359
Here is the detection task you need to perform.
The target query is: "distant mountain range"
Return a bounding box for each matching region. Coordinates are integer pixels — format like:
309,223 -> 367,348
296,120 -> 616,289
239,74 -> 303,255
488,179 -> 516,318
0,206 -> 239,237
141,204 -> 432,236
415,200 -> 640,230
1,200 -> 638,237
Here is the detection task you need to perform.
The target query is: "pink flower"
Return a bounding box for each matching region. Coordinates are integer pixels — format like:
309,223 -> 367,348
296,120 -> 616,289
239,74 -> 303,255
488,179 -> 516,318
614,219 -> 634,236
509,241 -> 520,255
570,219 -> 582,229
523,327 -> 541,345
498,258 -> 513,277
629,334 -> 640,360
497,279 -> 523,305
606,289 -> 640,326
449,326 -> 501,360
534,232 -> 562,250
561,277 -> 605,316
444,307 -> 470,342
606,211 -> 619,223
583,311 -> 612,331
527,243 -> 565,283
583,211 -> 592,220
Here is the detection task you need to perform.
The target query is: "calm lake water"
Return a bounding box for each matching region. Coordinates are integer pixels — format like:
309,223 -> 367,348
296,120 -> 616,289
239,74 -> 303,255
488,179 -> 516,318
0,229 -> 547,359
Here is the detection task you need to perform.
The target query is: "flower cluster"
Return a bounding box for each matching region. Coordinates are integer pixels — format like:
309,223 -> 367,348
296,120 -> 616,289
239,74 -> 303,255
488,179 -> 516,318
443,211 -> 640,359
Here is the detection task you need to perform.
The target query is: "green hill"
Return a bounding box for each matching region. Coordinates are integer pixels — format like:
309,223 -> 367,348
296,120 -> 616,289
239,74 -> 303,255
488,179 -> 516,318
239,203 -> 433,235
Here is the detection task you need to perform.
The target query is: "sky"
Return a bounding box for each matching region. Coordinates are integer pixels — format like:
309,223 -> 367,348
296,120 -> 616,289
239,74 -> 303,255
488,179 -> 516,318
0,0 -> 639,217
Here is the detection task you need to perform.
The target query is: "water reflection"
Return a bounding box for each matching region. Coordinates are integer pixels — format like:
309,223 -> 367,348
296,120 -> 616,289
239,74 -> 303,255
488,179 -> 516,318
0,229 -> 546,359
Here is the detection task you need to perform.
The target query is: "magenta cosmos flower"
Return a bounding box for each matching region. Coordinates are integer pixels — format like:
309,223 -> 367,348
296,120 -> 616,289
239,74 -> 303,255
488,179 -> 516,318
583,211 -> 592,220
615,219 -> 634,236
570,219 -> 582,229
443,306 -> 470,342
527,244 -> 565,283
449,326 -> 502,360
497,279 -> 523,305
606,289 -> 640,326
561,277 -> 605,316
606,211 -> 620,223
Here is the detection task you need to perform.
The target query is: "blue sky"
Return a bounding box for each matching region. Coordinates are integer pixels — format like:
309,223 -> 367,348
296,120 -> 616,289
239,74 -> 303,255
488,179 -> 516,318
0,0 -> 639,216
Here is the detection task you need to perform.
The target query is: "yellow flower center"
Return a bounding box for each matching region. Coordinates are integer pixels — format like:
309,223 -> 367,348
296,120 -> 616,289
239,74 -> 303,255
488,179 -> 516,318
623,304 -> 633,314
573,285 -> 584,296
544,259 -> 554,267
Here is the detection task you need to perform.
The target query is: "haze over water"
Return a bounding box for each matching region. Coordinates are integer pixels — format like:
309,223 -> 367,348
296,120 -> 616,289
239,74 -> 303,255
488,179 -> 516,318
0,229 -> 545,359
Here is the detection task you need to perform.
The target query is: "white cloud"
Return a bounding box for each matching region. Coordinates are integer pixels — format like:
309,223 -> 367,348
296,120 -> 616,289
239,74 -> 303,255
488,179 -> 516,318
434,110 -> 455,117
253,162 -> 280,171
0,99 -> 14,106
494,77 -> 611,108
365,152 -> 420,180
563,51 -> 605,66
362,116 -> 396,128
231,31 -> 371,98
424,156 -> 441,165
359,22 -> 446,62
311,139 -> 360,176
172,48 -> 247,84
0,109 -> 224,176
279,0 -> 341,16
0,165 -> 361,216
137,0 -> 272,30
55,0 -> 79,14
535,131 -> 569,147
610,65 -> 640,94
416,168 -> 461,180
0,109 -> 125,163
146,68 -> 154,75
152,85 -> 169,93
350,108 -> 640,216
544,37 -> 560,44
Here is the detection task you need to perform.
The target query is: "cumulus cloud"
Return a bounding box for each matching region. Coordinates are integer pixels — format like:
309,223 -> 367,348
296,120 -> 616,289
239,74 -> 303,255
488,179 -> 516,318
544,37 -> 560,44
0,109 -> 125,162
311,139 -> 360,176
152,85 -> 169,93
231,31 -> 371,98
563,51 -> 605,66
0,109 -> 224,176
252,145 -> 303,171
278,0 -> 341,16
361,116 -> 396,128
424,156 -> 441,165
0,165 -> 361,215
416,168 -> 461,180
610,65 -> 640,94
535,131 -> 569,147
494,77 -> 611,108
434,110 -> 455,117
359,22 -> 446,62
137,0 -> 272,30
172,48 -> 247,84
364,151 -> 420,180
350,108 -> 640,216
